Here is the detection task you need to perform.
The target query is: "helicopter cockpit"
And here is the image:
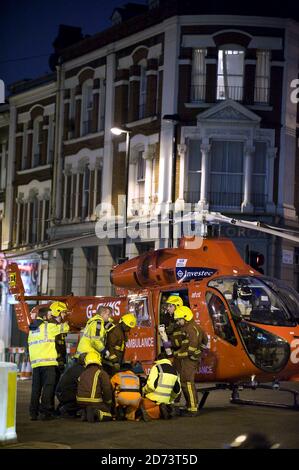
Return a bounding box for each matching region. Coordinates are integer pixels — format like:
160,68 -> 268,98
208,276 -> 298,373
208,276 -> 297,327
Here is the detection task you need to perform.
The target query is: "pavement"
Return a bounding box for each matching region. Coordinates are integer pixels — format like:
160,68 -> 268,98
4,379 -> 299,449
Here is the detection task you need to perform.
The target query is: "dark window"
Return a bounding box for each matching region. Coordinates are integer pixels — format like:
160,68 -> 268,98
206,291 -> 237,345
84,246 -> 98,296
60,249 -> 73,295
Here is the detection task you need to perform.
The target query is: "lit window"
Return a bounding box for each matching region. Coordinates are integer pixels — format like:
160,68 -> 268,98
209,141 -> 244,208
217,48 -> 245,101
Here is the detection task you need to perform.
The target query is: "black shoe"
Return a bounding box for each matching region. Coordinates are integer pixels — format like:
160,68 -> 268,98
159,403 -> 170,419
166,404 -> 176,418
140,405 -> 151,422
86,407 -> 96,423
79,409 -> 87,422
116,407 -> 126,421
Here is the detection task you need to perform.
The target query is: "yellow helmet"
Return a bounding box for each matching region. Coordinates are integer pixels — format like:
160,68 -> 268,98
85,351 -> 102,367
120,313 -> 137,329
166,295 -> 183,307
174,306 -> 193,322
50,301 -> 67,317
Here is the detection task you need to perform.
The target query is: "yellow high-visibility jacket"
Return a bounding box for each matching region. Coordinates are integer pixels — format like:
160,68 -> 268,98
75,314 -> 107,357
28,319 -> 70,368
142,359 -> 181,404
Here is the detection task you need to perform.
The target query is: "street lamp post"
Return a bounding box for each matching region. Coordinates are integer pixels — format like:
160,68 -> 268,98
111,127 -> 131,263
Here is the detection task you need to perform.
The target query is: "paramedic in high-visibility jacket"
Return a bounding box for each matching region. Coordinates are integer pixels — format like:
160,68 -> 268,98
141,353 -> 181,420
28,302 -> 69,420
75,306 -> 112,359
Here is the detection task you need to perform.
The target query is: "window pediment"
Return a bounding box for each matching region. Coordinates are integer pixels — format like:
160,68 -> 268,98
197,99 -> 261,125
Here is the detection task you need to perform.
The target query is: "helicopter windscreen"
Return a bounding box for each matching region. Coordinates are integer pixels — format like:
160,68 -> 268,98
261,277 -> 299,321
208,276 -> 296,327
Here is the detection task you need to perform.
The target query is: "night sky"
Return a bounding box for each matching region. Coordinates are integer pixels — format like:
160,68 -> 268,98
0,0 -> 146,91
1,0 -> 298,94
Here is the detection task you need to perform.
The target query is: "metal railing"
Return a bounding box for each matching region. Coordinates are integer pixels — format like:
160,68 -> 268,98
209,191 -> 243,208
190,84 -> 206,103
217,85 -> 243,101
254,87 -> 270,105
252,193 -> 267,208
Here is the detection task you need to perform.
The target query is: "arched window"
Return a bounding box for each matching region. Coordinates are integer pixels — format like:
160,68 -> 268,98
81,80 -> 93,135
217,46 -> 245,101
139,63 -> 147,119
32,117 -> 43,167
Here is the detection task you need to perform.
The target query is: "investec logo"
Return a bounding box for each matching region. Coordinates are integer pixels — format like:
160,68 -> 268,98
0,80 -> 4,104
176,267 -> 217,280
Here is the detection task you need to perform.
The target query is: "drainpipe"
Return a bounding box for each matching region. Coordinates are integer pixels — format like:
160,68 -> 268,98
51,57 -> 65,231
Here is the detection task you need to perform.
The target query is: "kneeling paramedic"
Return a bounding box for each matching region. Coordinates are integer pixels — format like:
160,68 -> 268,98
173,306 -> 207,417
110,362 -> 141,421
141,353 -> 181,420
76,351 -> 113,422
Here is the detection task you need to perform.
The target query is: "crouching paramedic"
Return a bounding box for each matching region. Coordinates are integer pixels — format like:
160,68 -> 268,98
141,353 -> 181,420
103,313 -> 137,375
76,351 -> 113,422
110,362 -> 141,421
55,353 -> 86,418
173,306 -> 207,417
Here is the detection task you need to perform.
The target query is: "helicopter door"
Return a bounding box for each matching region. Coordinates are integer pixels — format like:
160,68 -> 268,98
124,296 -> 156,369
204,290 -> 246,381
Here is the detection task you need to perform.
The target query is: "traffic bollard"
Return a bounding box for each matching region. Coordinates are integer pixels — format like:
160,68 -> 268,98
0,362 -> 18,445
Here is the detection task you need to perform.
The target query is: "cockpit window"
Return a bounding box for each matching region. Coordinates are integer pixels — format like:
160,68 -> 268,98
208,276 -> 296,327
262,277 -> 299,321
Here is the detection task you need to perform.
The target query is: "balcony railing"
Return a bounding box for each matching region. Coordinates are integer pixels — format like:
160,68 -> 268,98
190,85 -> 206,103
254,87 -> 270,105
252,193 -> 267,208
217,85 -> 243,102
209,191 -> 242,208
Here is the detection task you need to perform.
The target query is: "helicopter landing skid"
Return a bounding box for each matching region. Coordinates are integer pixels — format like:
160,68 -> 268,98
196,382 -> 299,411
230,381 -> 299,411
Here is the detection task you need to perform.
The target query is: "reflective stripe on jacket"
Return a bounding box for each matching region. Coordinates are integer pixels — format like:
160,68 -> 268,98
104,323 -> 127,367
28,321 -> 70,368
173,319 -> 205,361
143,359 -> 181,404
111,370 -> 140,394
75,315 -> 107,357
76,364 -> 113,406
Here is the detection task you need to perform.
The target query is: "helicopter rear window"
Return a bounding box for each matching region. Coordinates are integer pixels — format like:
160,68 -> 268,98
128,298 -> 151,327
208,276 -> 295,327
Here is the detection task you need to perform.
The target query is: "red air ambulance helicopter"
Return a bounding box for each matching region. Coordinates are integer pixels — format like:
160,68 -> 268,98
6,211 -> 299,410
